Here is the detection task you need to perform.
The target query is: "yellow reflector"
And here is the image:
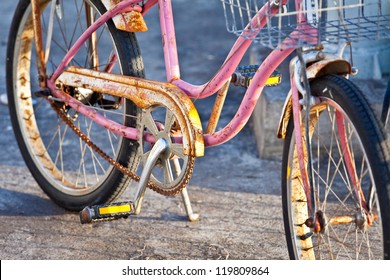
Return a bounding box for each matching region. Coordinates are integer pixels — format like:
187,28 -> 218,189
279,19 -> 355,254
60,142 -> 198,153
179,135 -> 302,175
99,204 -> 132,215
247,75 -> 281,87
287,164 -> 291,179
265,76 -> 282,86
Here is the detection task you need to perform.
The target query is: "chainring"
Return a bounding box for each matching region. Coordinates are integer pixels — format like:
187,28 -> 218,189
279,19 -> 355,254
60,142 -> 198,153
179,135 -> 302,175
138,105 -> 195,195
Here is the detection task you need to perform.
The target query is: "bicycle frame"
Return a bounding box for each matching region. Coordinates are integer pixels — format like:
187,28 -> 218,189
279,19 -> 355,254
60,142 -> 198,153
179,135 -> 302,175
36,0 -> 361,217
45,0 -> 297,148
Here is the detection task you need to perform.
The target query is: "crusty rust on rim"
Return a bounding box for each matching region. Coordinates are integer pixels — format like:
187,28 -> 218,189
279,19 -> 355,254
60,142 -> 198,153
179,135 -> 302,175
31,0 -> 47,88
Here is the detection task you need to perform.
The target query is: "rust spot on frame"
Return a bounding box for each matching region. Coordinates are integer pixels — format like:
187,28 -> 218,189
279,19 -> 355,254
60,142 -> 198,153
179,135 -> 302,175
57,66 -> 204,157
101,0 -> 148,32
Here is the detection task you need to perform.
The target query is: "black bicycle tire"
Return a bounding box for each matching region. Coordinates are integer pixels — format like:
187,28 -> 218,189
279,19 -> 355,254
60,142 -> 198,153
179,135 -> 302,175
381,79 -> 390,125
6,0 -> 144,210
281,75 -> 390,259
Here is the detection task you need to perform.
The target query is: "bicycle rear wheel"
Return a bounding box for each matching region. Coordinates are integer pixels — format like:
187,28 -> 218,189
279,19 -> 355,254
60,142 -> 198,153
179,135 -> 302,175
6,0 -> 144,210
282,75 -> 390,259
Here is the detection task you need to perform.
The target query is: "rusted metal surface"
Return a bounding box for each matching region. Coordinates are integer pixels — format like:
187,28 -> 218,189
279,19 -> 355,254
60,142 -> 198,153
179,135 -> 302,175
277,90 -> 292,139
306,55 -> 351,80
31,0 -> 47,88
85,3 -> 99,70
289,159 -> 315,259
205,80 -> 230,134
101,0 -> 148,32
56,66 -> 204,158
328,213 -> 377,228
290,70 -> 313,217
288,98 -> 324,259
276,55 -> 351,140
15,5 -> 76,189
328,215 -> 355,225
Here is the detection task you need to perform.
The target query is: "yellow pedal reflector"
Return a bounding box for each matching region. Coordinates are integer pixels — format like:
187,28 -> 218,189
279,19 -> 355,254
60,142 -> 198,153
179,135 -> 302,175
99,204 -> 132,215
247,73 -> 282,87
80,202 -> 135,224
265,75 -> 282,86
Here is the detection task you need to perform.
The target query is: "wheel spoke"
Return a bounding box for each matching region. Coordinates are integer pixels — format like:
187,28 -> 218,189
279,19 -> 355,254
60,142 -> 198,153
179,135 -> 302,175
143,110 -> 160,136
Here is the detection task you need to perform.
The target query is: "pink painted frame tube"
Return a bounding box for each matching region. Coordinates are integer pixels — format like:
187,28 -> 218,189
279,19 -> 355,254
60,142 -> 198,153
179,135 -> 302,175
158,1 -> 294,146
46,0 -> 296,148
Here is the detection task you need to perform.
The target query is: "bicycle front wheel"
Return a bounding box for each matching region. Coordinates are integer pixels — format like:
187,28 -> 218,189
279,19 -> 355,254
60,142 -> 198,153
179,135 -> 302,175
282,75 -> 390,259
7,0 -> 144,210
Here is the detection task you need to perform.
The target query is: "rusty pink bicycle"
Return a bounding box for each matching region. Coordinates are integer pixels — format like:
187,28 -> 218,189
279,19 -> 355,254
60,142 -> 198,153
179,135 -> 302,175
6,0 -> 390,259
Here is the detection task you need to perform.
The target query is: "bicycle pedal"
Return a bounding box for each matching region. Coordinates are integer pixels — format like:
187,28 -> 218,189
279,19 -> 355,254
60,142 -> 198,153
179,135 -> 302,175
79,201 -> 135,224
232,65 -> 282,88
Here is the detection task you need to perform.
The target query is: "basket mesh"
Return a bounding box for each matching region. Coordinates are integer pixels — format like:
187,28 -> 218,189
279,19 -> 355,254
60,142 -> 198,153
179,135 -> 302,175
221,0 -> 390,49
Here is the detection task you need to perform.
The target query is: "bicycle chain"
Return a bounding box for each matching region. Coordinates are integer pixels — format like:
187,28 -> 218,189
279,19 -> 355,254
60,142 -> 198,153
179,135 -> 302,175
48,99 -> 194,197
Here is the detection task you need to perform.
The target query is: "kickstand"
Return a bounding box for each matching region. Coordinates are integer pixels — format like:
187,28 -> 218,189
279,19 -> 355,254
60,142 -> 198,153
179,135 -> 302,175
180,187 -> 200,222
171,158 -> 200,222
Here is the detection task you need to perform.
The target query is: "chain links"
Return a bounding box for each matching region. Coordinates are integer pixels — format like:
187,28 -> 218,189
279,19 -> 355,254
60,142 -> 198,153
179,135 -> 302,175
48,99 -> 194,197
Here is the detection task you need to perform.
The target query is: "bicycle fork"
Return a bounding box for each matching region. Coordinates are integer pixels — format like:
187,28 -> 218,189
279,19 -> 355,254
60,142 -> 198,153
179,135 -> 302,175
287,48 -> 373,233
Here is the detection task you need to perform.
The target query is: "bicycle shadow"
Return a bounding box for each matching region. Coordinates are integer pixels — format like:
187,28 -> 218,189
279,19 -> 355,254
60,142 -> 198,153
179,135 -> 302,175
0,187 -> 67,217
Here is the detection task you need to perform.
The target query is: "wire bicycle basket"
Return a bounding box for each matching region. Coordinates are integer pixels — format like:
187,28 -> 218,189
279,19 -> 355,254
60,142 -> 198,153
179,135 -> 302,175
221,0 -> 390,49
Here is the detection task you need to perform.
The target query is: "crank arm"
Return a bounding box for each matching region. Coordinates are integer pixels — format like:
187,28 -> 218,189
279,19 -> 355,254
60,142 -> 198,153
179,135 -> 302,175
79,138 -> 169,224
